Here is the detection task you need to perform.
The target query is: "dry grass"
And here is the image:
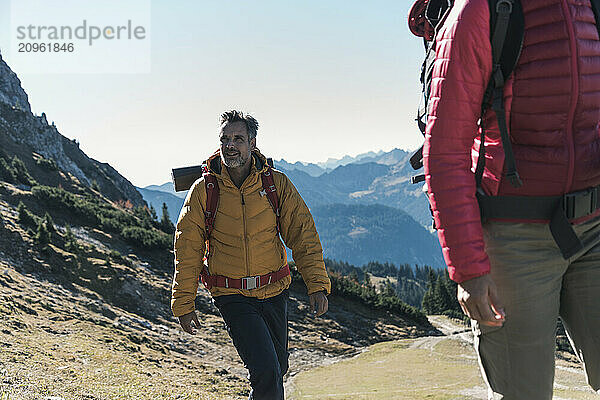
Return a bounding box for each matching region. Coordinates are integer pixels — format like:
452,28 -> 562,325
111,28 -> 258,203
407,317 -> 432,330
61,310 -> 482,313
0,312 -> 247,400
0,263 -> 247,400
287,336 -> 598,400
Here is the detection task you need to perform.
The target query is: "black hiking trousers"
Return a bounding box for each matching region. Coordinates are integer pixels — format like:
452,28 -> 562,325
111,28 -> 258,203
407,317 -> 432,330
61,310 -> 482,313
213,290 -> 289,400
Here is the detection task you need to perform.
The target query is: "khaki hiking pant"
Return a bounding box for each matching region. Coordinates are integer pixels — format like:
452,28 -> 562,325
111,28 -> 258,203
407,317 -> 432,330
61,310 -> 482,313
473,215 -> 600,400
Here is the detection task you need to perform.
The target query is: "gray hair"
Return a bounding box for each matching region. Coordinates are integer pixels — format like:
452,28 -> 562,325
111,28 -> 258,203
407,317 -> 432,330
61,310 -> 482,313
220,110 -> 259,141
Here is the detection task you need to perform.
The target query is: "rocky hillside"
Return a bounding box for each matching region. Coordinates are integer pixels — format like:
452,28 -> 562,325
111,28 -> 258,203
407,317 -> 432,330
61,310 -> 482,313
0,53 -> 144,207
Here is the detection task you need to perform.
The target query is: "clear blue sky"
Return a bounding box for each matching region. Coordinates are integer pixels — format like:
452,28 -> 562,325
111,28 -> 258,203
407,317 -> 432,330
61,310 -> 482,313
0,0 -> 423,187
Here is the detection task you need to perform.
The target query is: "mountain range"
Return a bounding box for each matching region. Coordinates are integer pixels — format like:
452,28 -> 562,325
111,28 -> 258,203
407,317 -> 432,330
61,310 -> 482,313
138,148 -> 443,268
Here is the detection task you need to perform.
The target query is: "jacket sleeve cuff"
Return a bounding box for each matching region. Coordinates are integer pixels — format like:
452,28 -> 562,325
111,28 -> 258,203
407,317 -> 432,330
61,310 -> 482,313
171,300 -> 195,318
306,281 -> 331,296
450,268 -> 491,283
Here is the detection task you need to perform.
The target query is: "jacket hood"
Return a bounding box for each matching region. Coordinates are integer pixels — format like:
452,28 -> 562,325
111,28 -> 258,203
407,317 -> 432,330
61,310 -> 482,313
204,148 -> 270,176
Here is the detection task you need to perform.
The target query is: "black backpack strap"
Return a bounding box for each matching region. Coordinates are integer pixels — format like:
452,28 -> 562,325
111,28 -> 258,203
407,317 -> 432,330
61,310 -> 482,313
410,0 -> 454,181
477,184 -> 600,259
475,0 -> 524,188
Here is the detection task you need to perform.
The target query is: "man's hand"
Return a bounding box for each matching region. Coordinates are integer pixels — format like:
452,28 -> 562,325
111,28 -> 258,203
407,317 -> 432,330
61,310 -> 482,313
178,310 -> 200,335
309,291 -> 328,317
457,274 -> 505,327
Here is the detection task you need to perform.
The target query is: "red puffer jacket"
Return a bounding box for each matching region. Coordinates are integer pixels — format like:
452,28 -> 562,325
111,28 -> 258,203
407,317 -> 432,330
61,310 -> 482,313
424,0 -> 600,282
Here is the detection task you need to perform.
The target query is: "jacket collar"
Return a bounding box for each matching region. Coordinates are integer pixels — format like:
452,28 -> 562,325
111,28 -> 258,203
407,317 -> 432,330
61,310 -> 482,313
204,148 -> 269,186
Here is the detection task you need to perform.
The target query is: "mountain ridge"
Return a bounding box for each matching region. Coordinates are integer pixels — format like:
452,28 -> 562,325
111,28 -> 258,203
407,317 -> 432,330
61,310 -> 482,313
0,53 -> 145,207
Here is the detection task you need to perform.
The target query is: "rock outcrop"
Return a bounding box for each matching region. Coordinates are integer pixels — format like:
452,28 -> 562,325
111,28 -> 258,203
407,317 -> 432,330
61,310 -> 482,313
0,51 -> 30,113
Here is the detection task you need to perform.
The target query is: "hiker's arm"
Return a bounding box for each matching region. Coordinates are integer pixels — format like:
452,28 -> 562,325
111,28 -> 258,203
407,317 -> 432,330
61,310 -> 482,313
275,172 -> 331,296
424,0 -> 493,283
172,180 -> 207,318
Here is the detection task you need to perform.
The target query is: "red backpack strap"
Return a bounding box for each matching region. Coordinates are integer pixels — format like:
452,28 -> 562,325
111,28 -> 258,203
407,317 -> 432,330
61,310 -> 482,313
200,165 -> 219,289
260,166 -> 281,233
202,165 -> 219,237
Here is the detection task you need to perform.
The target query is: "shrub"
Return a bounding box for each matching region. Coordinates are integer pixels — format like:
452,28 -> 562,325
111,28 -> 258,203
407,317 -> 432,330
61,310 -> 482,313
17,202 -> 40,227
31,185 -> 172,251
99,216 -> 124,233
64,225 -> 80,253
134,206 -> 155,230
35,219 -> 51,246
36,157 -> 58,171
329,272 -> 430,326
11,156 -> 36,186
0,158 -> 16,183
109,250 -> 130,266
43,212 -> 56,234
32,186 -> 100,225
121,226 -> 172,250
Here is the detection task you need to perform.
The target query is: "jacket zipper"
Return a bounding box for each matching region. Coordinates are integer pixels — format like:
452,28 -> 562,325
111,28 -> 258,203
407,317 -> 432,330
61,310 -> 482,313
560,0 -> 578,193
241,192 -> 250,277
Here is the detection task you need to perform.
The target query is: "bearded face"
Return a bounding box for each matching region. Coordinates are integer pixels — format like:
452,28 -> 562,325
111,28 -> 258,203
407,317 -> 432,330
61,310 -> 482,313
219,121 -> 255,169
221,150 -> 247,168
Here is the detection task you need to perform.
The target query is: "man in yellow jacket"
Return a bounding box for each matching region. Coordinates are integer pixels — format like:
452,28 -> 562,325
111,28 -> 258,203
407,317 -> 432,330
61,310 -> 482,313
172,110 -> 331,400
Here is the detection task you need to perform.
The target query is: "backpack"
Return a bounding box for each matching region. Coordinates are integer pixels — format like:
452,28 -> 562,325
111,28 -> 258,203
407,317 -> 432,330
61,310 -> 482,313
408,0 -> 525,189
407,0 -> 600,258
408,0 -> 600,189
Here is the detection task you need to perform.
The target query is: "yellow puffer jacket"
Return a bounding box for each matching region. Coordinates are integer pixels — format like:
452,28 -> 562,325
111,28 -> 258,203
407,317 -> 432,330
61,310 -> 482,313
171,149 -> 331,317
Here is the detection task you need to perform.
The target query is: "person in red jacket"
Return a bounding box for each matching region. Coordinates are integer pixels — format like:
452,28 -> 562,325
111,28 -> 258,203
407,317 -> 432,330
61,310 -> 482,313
423,0 -> 600,398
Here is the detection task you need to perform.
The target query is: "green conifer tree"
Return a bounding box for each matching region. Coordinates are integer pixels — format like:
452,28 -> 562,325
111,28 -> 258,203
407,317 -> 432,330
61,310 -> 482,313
64,225 -> 79,253
363,272 -> 372,288
0,158 -> 16,183
422,269 -> 437,313
160,203 -> 175,234
11,156 -> 36,186
43,212 -> 56,234
17,201 -> 37,226
150,205 -> 158,221
35,219 -> 51,247
434,275 -> 453,313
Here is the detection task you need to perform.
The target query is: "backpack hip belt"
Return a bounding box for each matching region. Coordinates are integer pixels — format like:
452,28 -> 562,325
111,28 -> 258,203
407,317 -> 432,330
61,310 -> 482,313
200,264 -> 290,290
477,184 -> 600,259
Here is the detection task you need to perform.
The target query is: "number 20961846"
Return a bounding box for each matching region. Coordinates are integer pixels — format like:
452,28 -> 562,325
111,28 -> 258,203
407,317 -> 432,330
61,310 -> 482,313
18,42 -> 74,52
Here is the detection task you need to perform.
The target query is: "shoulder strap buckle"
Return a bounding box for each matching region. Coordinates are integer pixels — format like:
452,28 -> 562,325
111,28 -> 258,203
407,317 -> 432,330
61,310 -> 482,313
496,0 -> 513,14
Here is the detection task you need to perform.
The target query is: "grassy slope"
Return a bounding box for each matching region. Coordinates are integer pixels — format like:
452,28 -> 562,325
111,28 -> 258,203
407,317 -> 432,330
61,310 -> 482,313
287,320 -> 598,400
0,178 -> 433,400
0,255 -> 247,400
